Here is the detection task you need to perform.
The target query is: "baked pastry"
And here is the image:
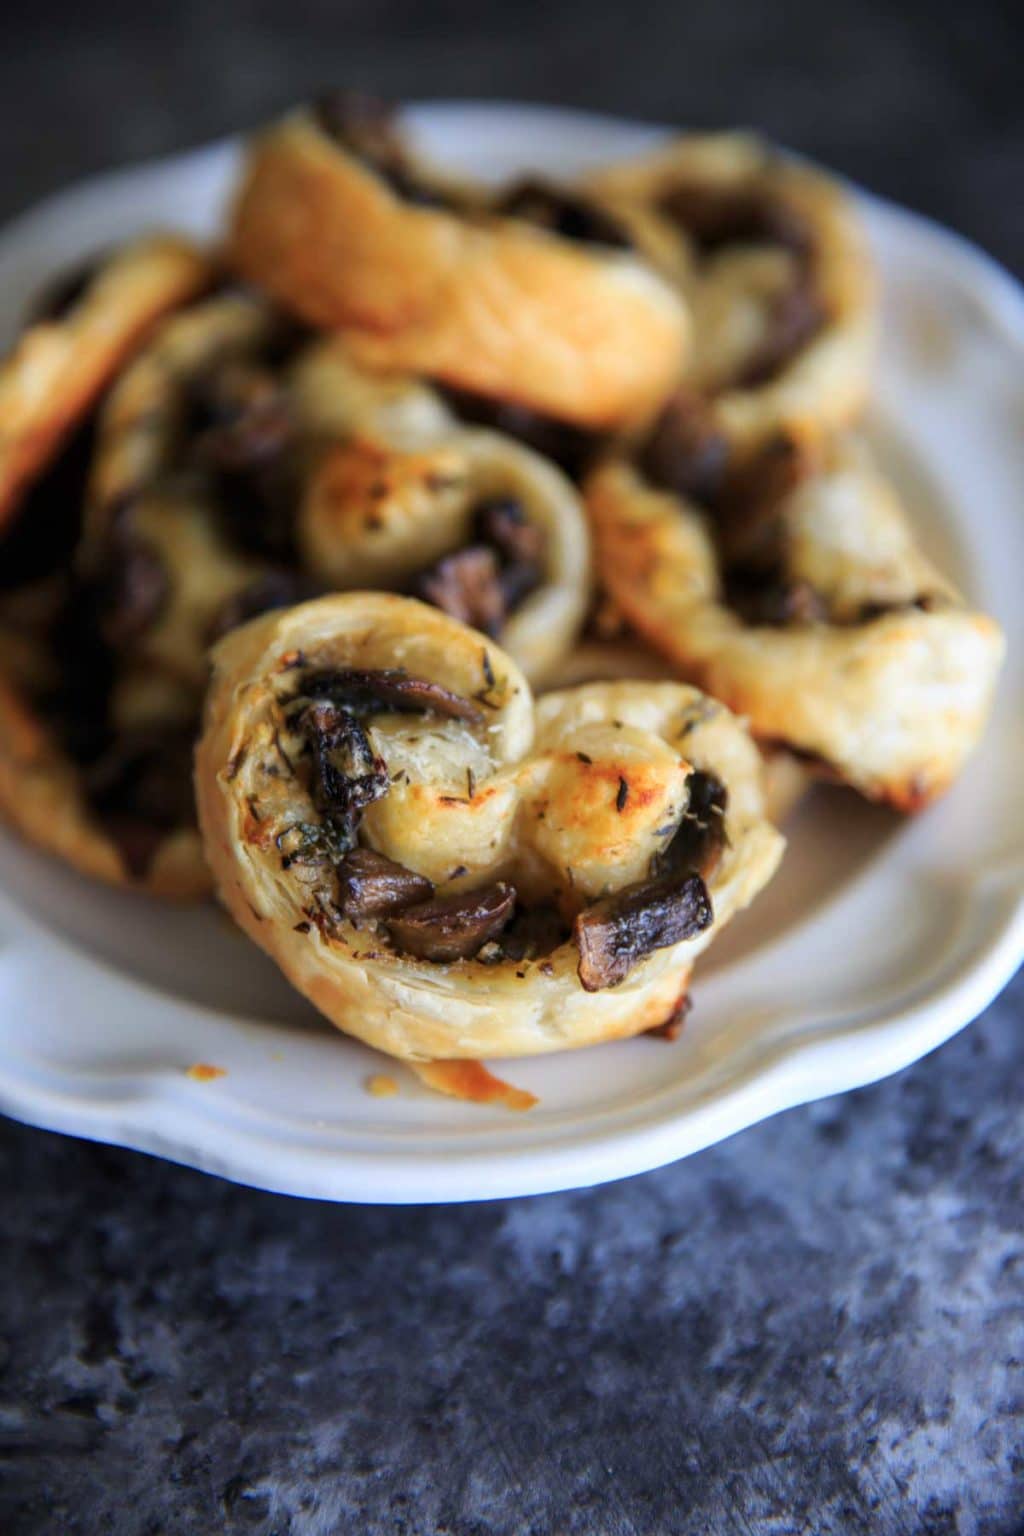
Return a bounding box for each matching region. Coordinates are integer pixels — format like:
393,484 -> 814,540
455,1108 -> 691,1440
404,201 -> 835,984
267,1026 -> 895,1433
587,133 -> 877,467
0,291 -> 300,895
584,433 -> 1005,809
299,425 -> 592,687
0,236 -> 211,538
0,573 -> 208,895
541,639 -> 809,826
227,96 -> 689,429
196,593 -> 783,1062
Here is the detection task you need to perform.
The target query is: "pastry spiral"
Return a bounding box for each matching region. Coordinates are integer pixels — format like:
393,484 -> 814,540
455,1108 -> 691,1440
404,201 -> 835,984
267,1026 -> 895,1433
0,236 -> 211,537
196,593 -> 783,1062
227,99 -> 689,429
584,434 -> 1004,809
587,133 -> 877,470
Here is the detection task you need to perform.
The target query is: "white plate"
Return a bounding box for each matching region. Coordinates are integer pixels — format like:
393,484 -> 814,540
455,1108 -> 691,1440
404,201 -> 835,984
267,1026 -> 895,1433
0,104 -> 1021,1203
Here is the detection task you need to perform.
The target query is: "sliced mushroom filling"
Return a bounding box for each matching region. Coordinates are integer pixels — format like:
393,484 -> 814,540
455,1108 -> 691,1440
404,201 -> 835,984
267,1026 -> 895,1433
312,92 -> 458,211
494,179 -> 635,251
440,388 -> 597,481
642,417 -> 945,629
659,179 -> 825,388
281,669 -> 721,987
187,351 -> 303,562
410,497 -> 546,638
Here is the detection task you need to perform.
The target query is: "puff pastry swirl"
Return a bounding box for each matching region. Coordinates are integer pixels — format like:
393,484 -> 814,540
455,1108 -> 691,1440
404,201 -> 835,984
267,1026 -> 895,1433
227,99 -> 689,429
585,434 -> 1004,809
196,594 -> 783,1061
0,236 -> 211,537
587,133 -> 877,468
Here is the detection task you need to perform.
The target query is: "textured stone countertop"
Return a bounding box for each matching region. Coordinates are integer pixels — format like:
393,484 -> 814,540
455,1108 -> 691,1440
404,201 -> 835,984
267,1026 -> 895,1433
0,3 -> 1021,1532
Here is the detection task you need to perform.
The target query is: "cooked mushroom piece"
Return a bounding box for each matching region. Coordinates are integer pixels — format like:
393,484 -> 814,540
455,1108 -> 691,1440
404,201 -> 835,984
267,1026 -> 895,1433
297,700 -> 390,831
386,881 -> 517,962
312,91 -> 453,209
654,770 -> 729,881
734,282 -> 826,389
412,545 -> 507,635
336,847 -> 434,923
574,870 -> 713,992
494,179 -> 634,250
641,393 -> 731,506
299,668 -> 484,724
658,185 -> 812,257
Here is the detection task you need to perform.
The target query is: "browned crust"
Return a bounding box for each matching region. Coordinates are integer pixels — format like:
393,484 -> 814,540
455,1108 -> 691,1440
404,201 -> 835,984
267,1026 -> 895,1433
584,455 -> 1005,811
587,133 -> 878,459
0,236 -> 212,535
195,595 -> 783,1061
227,113 -> 689,429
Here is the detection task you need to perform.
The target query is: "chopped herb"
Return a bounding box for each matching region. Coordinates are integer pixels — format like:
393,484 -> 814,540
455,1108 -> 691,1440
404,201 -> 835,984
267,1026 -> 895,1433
616,776 -> 629,812
576,751 -> 593,765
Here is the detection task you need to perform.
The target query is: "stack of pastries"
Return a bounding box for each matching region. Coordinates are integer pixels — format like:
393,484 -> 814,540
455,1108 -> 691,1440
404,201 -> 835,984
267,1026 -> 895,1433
0,96 -> 1004,1101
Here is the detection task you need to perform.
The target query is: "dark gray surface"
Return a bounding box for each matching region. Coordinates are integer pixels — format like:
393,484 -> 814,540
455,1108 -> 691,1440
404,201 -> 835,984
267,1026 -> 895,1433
0,3 -> 1022,1532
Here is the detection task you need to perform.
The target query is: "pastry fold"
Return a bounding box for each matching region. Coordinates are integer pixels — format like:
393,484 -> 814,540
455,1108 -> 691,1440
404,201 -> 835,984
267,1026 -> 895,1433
196,593 -> 783,1061
584,435 -> 1004,809
587,133 -> 877,465
0,236 -> 211,535
227,105 -> 689,429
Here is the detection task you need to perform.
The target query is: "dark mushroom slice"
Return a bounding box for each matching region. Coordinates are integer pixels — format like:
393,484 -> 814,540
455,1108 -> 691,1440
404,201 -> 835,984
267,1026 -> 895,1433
574,869 -> 712,992
386,880 -> 517,963
658,184 -> 812,258
732,281 -> 826,389
657,180 -> 825,385
298,668 -> 484,724
411,497 -> 544,637
336,846 -> 433,923
189,358 -> 300,563
494,901 -> 570,962
472,497 -> 544,568
640,393 -> 731,507
654,769 -> 729,881
442,387 -> 598,480
297,700 -> 390,830
312,91 -> 455,210
412,545 -> 507,637
494,179 -> 634,251
723,566 -> 829,627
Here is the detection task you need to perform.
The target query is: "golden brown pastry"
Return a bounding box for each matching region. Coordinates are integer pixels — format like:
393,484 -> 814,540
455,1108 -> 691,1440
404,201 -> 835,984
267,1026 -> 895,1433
585,433 -> 1005,810
588,133 -> 877,466
0,236 -> 211,536
0,291 -> 302,895
299,424 -> 592,687
196,593 -> 783,1062
227,96 -> 689,429
541,637 -> 809,825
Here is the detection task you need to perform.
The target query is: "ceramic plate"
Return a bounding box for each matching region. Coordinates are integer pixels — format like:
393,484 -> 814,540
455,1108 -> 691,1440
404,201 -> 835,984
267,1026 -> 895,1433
0,104 -> 1021,1202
